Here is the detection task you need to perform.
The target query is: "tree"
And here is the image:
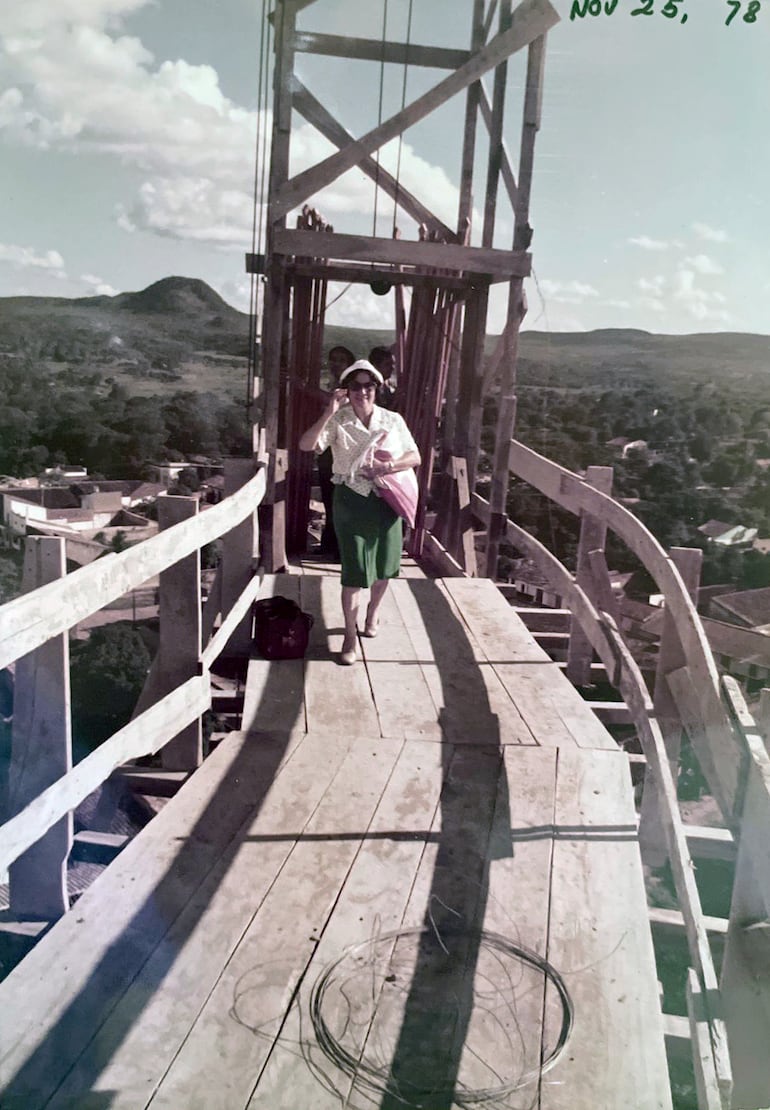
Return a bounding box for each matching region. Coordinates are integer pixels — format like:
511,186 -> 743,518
70,625 -> 152,753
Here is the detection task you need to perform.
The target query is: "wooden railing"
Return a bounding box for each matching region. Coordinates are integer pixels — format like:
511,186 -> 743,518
427,439 -> 770,1109
0,460 -> 266,919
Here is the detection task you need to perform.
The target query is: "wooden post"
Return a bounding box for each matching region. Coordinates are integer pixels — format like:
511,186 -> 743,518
485,279 -> 524,580
260,0 -> 297,572
758,688 -> 770,753
639,547 -> 702,866
221,458 -> 260,657
449,457 -> 478,576
8,537 -> 72,919
565,466 -> 614,686
720,680 -> 770,1109
157,496 -> 203,771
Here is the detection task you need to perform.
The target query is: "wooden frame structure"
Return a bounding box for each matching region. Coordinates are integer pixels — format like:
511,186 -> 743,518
248,0 -> 559,570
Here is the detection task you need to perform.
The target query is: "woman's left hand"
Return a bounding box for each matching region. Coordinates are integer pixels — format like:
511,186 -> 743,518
360,459 -> 392,479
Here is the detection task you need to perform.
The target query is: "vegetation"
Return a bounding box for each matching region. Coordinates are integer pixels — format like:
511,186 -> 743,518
69,624 -> 154,756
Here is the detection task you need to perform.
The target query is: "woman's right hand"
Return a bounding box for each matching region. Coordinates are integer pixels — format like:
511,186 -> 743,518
326,388 -> 348,415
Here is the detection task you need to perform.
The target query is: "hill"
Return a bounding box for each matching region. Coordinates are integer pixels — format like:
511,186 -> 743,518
0,276 -> 251,398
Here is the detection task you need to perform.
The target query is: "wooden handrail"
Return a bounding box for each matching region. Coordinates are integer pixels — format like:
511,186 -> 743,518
0,675 -> 210,873
499,442 -> 744,821
472,491 -> 733,1099
0,468 -> 266,672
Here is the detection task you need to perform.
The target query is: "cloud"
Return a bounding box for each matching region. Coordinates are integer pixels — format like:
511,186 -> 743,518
628,236 -> 670,251
639,297 -> 666,314
672,268 -> 731,323
538,278 -> 599,304
638,275 -> 666,296
325,282 -> 397,331
117,178 -> 255,246
0,242 -> 65,272
684,253 -> 724,276
81,272 -> 117,295
692,222 -> 730,244
602,299 -> 631,309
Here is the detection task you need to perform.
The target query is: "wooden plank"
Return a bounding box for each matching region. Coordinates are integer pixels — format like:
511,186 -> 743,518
45,731 -> 364,1109
0,470 -> 266,671
391,578 -> 537,744
200,569 -> 264,669
357,584 -> 439,738
441,576 -> 553,663
301,575 -> 380,737
479,81 -> 518,208
442,579 -> 614,749
649,906 -> 728,940
241,574 -> 307,735
291,79 -> 453,240
247,738 -> 443,1109
272,228 -> 531,279
304,745 -> 505,1110
292,31 -> 470,70
157,496 -> 202,770
273,0 -> 560,218
687,969 -> 725,1110
453,745 -> 558,1099
0,729 -> 303,1107
0,675 -> 210,874
541,747 -> 672,1109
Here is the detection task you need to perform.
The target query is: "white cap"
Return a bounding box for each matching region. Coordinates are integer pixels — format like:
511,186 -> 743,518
339,359 -> 384,386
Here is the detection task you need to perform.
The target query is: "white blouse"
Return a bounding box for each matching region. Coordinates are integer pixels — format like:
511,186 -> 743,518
316,404 -> 418,497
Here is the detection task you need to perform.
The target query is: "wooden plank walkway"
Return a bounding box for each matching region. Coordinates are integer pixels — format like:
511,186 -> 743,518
0,573 -> 671,1109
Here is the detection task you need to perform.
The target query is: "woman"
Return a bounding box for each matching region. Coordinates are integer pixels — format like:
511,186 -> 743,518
299,359 -> 421,665
317,345 -> 355,557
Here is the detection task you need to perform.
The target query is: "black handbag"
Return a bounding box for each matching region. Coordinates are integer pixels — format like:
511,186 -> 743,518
253,596 -> 314,660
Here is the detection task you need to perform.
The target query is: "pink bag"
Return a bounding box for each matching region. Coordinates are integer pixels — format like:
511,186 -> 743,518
372,446 -> 418,529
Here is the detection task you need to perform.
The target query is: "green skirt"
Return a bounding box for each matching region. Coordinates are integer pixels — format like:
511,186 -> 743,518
333,483 -> 402,588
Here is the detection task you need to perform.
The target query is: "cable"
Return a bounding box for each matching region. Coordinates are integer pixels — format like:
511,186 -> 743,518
308,924 -> 574,1107
392,0 -> 414,236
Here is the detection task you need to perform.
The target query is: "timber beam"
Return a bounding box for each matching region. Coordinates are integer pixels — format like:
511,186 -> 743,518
246,254 -> 476,291
273,0 -> 560,219
293,32 -> 471,71
267,228 -> 531,279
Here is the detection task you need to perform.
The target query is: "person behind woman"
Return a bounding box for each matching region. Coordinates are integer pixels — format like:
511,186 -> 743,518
317,345 -> 355,557
299,359 -> 421,665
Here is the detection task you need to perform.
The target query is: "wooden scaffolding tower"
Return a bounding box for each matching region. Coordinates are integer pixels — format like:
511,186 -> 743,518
247,0 -> 560,573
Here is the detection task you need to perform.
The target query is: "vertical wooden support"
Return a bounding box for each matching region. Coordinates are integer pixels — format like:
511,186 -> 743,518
565,466 -> 614,686
485,279 -> 524,579
720,683 -> 770,1109
260,0 -> 297,572
8,537 -> 72,919
457,0 -> 486,232
221,458 -> 260,657
758,688 -> 770,752
639,547 -> 702,865
481,0 -> 512,250
514,35 -> 546,252
157,496 -> 202,771
449,457 -> 478,576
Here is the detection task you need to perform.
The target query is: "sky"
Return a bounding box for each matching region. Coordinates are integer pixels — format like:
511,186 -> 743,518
1,0 -> 768,336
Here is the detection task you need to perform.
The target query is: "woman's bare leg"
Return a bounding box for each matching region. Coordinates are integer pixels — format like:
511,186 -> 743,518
364,578 -> 390,634
341,586 -> 361,656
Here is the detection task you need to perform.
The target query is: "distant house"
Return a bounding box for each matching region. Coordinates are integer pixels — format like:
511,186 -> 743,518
606,437 -> 649,458
710,587 -> 770,633
697,520 -> 758,547
0,481 -> 161,565
41,465 -> 88,482
753,537 -> 770,556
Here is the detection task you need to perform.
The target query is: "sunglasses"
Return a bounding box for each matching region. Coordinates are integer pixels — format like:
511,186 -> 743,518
347,380 -> 377,392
